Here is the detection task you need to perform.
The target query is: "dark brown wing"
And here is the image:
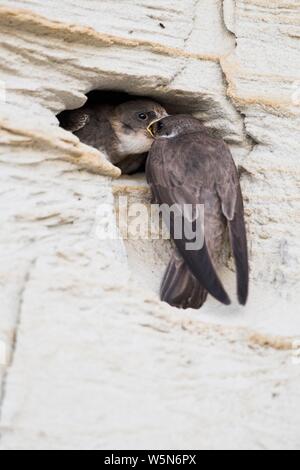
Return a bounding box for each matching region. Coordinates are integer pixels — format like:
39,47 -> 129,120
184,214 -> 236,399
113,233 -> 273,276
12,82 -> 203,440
216,144 -> 249,305
146,135 -> 231,306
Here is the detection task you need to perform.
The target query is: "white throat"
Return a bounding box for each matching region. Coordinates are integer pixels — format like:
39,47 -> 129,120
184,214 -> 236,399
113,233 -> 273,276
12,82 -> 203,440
115,128 -> 152,156
112,122 -> 153,157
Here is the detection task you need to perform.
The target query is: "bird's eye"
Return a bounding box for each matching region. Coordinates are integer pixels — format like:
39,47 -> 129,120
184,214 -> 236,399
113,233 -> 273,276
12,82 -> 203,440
138,113 -> 147,121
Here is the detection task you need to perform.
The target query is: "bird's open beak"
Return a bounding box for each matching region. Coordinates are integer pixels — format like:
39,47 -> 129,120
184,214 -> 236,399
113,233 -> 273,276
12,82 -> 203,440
147,121 -> 156,138
147,117 -> 165,138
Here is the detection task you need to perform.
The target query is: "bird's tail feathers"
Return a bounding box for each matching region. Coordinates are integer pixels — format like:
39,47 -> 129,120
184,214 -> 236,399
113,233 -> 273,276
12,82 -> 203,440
160,252 -> 208,310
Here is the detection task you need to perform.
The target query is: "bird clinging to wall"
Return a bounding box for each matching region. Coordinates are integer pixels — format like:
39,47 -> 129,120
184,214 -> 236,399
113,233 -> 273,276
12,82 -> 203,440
146,115 -> 249,309
59,97 -> 167,174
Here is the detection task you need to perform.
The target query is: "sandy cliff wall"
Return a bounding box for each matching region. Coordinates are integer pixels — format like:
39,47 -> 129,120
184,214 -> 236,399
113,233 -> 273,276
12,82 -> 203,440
0,0 -> 299,450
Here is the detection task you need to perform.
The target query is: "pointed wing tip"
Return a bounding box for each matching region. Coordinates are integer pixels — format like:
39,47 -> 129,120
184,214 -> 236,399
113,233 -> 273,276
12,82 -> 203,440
221,293 -> 231,306
238,291 -> 249,306
238,279 -> 249,306
212,288 -> 231,306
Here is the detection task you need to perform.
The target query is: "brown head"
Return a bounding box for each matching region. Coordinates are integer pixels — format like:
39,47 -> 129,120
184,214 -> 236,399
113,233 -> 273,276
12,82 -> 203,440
110,100 -> 168,156
148,115 -> 206,140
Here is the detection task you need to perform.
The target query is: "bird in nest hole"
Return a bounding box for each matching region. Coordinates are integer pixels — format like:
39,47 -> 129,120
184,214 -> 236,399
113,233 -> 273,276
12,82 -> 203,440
59,98 -> 167,175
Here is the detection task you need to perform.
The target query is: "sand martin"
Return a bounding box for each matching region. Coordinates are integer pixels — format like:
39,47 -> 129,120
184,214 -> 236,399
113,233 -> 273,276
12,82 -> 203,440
146,115 -> 249,309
